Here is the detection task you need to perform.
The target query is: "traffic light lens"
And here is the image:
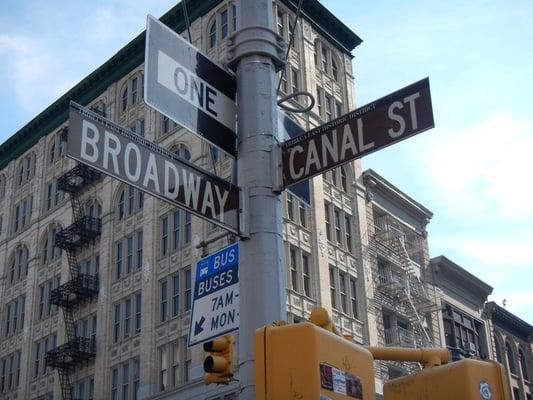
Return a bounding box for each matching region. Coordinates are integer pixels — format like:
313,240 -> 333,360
204,356 -> 214,371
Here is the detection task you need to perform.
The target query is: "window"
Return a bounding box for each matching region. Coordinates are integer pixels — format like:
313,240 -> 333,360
121,84 -> 128,112
324,202 -> 331,241
123,363 -> 130,399
33,333 -> 57,378
135,294 -> 142,334
9,245 -> 28,284
286,194 -> 294,220
133,359 -> 140,400
116,185 -> 143,221
340,166 -> 348,192
13,195 -> 33,233
329,267 -> 337,310
41,224 -> 62,264
44,180 -> 64,211
329,267 -> 358,317
161,210 -> 191,255
289,247 -> 298,291
158,340 -> 190,389
291,68 -> 299,94
302,253 -> 310,297
519,349 -> 529,380
298,201 -> 307,228
48,132 -> 66,165
349,278 -> 359,319
507,342 -> 517,374
442,303 -> 484,357
113,294 -> 141,343
209,20 -> 217,48
114,304 -> 121,343
115,230 -> 143,280
0,350 -> 21,392
276,10 -> 285,37
162,116 -> 171,134
339,272 -> 347,313
221,9 -> 228,39
325,94 -> 333,121
4,295 -> 25,337
334,208 -> 342,244
185,268 -> 192,311
160,279 -> 168,322
0,174 -> 5,200
37,275 -> 60,320
317,87 -> 323,117
332,58 -> 339,81
159,346 -> 168,391
131,77 -> 138,106
16,152 -> 36,187
345,215 -> 353,252
172,274 -> 180,317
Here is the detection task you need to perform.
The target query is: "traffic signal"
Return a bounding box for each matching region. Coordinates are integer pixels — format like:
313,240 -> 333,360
255,321 -> 375,399
203,335 -> 234,385
384,358 -> 512,400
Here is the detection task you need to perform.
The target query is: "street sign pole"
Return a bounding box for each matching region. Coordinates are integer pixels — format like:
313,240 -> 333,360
228,1 -> 286,398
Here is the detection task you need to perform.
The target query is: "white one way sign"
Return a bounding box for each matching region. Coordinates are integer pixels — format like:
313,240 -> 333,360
145,15 -> 237,157
188,243 -> 239,347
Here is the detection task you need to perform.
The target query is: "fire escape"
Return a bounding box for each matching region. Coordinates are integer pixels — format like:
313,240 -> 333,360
368,214 -> 439,374
45,163 -> 102,400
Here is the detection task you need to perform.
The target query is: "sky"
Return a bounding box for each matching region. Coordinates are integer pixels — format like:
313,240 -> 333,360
0,1 -> 532,323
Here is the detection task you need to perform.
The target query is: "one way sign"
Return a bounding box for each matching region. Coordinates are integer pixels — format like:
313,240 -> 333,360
188,243 -> 239,347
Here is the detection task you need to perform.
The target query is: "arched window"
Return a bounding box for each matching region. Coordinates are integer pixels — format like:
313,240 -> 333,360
172,143 -> 191,161
221,9 -> 229,39
86,199 -> 103,219
116,185 -> 143,221
17,152 -> 36,187
41,224 -> 62,265
340,166 -> 348,192
9,245 -> 29,284
121,83 -> 128,112
209,20 -> 217,48
519,349 -> 529,380
506,342 -> 517,374
0,174 -> 5,199
332,57 -> 339,81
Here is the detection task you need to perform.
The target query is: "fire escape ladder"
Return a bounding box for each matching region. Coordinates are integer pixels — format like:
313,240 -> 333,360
392,236 -> 432,347
58,370 -> 72,400
46,163 -> 101,400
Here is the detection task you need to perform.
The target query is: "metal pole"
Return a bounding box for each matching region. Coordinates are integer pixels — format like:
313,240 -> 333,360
229,1 -> 286,398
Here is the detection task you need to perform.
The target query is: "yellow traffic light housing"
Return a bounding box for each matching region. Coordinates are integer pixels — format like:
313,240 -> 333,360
203,335 -> 234,385
384,358 -> 512,400
255,321 -> 375,399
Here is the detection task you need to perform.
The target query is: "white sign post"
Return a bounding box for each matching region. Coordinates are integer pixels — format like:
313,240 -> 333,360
188,243 -> 239,347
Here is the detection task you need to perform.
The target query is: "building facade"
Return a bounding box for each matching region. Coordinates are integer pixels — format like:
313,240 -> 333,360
0,1 -> 368,399
429,255 -> 494,361
486,302 -> 533,400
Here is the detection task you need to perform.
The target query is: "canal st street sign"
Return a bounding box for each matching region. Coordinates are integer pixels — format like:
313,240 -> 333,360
67,102 -> 242,234
145,15 -> 237,157
188,243 -> 239,347
281,78 -> 435,187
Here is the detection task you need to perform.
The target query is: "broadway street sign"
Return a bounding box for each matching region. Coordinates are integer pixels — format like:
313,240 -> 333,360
145,15 -> 237,157
67,102 -> 242,234
188,242 -> 239,347
281,78 -> 434,187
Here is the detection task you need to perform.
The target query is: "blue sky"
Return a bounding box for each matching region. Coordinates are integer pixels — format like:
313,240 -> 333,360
1,1 -> 532,323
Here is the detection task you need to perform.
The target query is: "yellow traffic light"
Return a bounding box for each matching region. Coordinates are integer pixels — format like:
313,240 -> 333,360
203,335 -> 234,385
384,358 -> 512,400
255,321 -> 375,399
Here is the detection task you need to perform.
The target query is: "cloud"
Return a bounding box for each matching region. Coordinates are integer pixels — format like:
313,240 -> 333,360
417,111 -> 533,220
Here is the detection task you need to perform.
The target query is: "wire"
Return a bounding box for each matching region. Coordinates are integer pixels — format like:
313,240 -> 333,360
182,0 -> 192,43
276,0 -> 304,96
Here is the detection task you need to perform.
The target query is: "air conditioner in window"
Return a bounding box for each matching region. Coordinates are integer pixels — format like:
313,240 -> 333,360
464,341 -> 477,353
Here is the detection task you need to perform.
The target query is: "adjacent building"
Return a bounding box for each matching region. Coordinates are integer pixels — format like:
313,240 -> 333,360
486,301 -> 533,400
